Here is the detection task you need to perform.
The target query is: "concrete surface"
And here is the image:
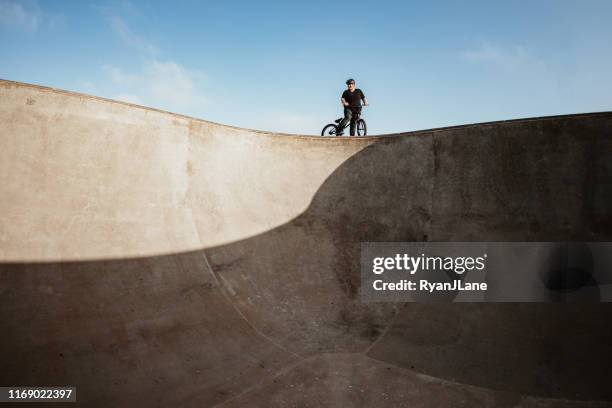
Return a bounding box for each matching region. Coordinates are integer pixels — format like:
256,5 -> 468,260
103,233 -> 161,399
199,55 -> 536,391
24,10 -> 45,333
1,79 -> 611,407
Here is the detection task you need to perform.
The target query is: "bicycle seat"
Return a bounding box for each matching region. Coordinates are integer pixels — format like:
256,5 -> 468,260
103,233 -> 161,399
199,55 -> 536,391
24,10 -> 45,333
334,118 -> 342,124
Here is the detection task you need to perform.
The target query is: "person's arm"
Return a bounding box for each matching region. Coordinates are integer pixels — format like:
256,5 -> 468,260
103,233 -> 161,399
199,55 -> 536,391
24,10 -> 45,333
361,90 -> 369,106
341,91 -> 349,107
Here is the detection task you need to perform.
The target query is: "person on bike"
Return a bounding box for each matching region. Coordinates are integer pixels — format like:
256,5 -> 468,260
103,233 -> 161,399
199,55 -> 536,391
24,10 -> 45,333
337,78 -> 368,136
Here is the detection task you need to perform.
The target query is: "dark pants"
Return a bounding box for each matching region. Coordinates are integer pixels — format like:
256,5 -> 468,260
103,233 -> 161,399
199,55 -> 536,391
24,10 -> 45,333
338,106 -> 361,136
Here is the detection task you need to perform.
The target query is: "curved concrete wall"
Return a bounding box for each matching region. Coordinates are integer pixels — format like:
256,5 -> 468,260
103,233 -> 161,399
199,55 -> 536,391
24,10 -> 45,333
0,80 -> 376,261
1,80 -> 611,407
2,80 -> 610,260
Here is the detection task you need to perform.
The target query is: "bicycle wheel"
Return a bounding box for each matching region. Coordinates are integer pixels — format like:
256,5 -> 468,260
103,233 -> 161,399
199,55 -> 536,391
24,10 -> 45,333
357,119 -> 367,136
321,124 -> 337,137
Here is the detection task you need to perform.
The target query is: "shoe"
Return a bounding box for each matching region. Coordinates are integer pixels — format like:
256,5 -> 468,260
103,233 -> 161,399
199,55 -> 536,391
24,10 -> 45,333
336,131 -> 344,136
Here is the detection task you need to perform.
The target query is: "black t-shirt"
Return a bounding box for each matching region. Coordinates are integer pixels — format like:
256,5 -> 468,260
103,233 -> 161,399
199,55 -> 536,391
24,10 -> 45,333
342,89 -> 365,107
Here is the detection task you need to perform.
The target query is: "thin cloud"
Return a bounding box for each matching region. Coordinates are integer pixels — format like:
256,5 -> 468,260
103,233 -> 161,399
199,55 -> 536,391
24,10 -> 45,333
92,16 -> 208,115
103,65 -> 141,85
461,43 -> 529,71
109,16 -> 158,57
102,61 -> 207,113
147,60 -> 202,108
0,0 -> 41,31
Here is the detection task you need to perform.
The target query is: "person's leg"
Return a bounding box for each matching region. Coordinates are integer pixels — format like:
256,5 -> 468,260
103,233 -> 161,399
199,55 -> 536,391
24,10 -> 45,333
337,107 -> 352,135
349,107 -> 361,136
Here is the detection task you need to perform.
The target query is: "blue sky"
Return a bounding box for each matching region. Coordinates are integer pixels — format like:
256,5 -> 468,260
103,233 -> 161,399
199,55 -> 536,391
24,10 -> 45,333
1,0 -> 611,135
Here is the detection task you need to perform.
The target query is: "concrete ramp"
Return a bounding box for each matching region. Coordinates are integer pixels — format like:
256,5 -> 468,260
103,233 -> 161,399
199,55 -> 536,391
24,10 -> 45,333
1,80 -> 611,407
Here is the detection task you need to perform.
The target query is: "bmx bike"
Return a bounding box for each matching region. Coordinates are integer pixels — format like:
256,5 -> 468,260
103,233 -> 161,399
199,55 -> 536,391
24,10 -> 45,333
321,105 -> 367,137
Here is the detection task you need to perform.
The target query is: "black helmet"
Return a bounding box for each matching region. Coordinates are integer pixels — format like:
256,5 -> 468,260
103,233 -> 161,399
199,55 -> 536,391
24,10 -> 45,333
346,78 -> 355,85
